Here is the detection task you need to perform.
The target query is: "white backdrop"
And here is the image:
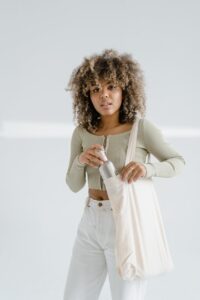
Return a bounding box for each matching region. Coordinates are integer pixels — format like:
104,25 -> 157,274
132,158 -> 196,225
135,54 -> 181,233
1,0 -> 199,299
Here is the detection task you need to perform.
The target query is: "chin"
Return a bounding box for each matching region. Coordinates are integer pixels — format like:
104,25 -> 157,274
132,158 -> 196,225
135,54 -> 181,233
101,112 -> 115,116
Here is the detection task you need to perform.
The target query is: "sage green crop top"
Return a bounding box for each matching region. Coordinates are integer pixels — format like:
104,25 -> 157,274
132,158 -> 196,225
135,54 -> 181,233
65,118 -> 186,193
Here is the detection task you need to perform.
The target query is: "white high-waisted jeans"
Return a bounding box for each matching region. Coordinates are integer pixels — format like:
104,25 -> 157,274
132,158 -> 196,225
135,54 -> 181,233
63,196 -> 148,300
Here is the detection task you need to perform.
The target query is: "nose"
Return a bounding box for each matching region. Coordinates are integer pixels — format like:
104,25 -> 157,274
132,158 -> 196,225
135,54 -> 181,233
100,87 -> 109,99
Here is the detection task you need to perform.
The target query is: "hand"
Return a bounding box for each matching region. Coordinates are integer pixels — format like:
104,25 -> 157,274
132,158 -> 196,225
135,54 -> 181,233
78,144 -> 106,168
119,161 -> 147,183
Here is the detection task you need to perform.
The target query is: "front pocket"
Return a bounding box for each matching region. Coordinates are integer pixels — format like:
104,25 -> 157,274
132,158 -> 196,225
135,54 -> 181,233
79,206 -> 97,229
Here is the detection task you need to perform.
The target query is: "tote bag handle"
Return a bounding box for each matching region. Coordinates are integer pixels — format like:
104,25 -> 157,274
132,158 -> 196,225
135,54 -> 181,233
125,112 -> 151,165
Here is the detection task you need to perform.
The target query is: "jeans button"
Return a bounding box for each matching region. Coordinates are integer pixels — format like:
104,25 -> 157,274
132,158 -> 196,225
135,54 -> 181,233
98,202 -> 103,207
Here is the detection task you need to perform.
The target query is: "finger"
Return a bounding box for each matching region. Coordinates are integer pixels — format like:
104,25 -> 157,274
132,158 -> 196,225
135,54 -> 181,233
86,154 -> 104,166
86,157 -> 98,167
120,162 -> 136,177
87,149 -> 106,164
87,152 -> 105,164
128,169 -> 142,183
90,144 -> 104,150
120,165 -> 136,180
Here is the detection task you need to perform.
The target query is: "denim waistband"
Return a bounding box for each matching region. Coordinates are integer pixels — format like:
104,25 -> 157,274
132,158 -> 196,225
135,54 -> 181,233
85,196 -> 112,209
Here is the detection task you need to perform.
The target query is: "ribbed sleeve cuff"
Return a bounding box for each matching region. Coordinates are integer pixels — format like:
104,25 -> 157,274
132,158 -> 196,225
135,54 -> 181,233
140,162 -> 156,178
75,154 -> 87,167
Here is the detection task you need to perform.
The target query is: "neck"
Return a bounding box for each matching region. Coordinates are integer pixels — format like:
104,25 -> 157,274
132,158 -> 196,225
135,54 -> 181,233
99,113 -> 120,130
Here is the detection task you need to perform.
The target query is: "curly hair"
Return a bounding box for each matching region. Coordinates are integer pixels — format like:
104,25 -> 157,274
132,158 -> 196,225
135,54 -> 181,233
66,49 -> 147,133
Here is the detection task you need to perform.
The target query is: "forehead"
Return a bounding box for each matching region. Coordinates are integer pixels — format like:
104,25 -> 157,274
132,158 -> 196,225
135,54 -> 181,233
90,79 -> 114,87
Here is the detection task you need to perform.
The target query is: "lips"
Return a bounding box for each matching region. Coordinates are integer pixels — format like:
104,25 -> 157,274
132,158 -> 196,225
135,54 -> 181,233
100,103 -> 112,107
100,103 -> 112,110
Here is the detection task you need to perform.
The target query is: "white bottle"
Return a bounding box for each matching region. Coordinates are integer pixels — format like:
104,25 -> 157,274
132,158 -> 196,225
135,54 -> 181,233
97,149 -> 116,179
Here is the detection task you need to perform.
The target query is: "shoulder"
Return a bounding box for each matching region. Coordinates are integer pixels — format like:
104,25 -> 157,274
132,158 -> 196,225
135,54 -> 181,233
139,117 -> 162,134
71,125 -> 85,140
139,117 -> 166,147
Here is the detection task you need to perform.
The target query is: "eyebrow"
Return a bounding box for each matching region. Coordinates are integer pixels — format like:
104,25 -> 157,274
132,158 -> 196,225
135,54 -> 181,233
92,81 -> 113,87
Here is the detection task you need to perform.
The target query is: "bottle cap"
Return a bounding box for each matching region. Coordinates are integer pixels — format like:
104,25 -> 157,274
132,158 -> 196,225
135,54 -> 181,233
97,149 -> 108,161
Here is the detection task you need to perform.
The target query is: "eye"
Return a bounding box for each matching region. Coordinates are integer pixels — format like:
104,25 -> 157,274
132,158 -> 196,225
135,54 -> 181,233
108,84 -> 116,90
91,87 -> 99,94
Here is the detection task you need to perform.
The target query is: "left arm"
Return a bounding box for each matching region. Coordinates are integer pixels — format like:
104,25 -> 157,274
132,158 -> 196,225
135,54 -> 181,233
141,118 -> 186,178
120,118 -> 186,182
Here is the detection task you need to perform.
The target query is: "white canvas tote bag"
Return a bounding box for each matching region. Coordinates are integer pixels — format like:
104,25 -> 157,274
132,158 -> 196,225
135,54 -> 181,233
103,114 -> 174,280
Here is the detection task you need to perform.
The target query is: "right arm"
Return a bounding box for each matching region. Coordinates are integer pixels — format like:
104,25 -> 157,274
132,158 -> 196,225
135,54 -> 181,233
65,126 -> 105,193
65,126 -> 86,193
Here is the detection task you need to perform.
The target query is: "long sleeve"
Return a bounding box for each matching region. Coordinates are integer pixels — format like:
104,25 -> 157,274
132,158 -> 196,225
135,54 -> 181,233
140,118 -> 186,178
65,126 -> 86,192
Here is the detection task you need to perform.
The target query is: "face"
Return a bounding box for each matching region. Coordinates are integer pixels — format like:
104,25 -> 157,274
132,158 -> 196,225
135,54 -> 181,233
89,79 -> 123,117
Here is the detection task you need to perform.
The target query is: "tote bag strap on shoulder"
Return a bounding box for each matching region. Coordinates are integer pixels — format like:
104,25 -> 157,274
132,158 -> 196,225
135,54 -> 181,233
125,114 -> 139,165
125,113 -> 151,165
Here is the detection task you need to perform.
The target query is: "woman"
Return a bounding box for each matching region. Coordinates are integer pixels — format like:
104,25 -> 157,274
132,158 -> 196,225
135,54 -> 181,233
63,49 -> 186,300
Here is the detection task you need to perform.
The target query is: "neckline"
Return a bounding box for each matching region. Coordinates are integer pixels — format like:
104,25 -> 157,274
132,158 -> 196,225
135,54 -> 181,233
84,127 -> 132,137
